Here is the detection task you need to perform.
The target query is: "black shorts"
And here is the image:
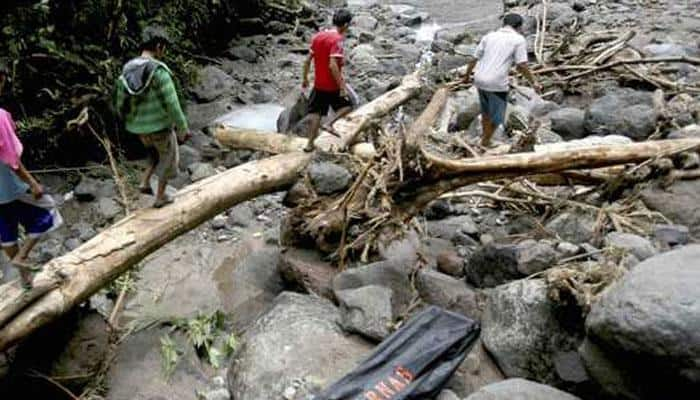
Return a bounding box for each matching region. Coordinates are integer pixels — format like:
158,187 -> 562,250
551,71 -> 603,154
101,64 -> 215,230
308,89 -> 352,116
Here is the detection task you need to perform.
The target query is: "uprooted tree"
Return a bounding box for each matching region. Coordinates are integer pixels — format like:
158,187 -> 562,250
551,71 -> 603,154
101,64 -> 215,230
1,70 -> 699,351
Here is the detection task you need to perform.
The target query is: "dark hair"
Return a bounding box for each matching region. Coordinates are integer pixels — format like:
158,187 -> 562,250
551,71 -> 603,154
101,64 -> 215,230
141,26 -> 171,51
503,13 -> 524,29
333,9 -> 353,28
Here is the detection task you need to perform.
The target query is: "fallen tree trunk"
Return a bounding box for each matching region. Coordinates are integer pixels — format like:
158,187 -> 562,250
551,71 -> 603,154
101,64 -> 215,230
0,153 -> 311,350
214,127 -> 377,158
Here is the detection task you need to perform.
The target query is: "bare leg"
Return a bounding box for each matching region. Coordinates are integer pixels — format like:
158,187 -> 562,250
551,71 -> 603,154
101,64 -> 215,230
140,152 -> 157,194
325,106 -> 353,130
480,114 -> 495,147
304,113 -> 322,152
4,243 -> 34,287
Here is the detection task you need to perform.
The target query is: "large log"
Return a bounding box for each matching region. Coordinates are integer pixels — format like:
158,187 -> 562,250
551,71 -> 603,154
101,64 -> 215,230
0,153 -> 311,350
214,127 -> 377,158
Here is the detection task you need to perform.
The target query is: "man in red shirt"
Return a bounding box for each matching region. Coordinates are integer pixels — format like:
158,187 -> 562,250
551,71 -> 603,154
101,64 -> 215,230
301,9 -> 353,152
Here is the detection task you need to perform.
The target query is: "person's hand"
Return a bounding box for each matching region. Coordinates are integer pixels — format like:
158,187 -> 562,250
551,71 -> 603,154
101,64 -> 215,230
178,131 -> 192,145
339,85 -> 348,99
30,182 -> 44,200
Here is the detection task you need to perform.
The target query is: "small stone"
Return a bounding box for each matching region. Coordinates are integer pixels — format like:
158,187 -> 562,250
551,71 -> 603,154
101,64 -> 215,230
228,45 -> 257,63
64,238 -> 82,251
308,162 -> 352,195
227,204 -> 255,228
337,285 -> 394,341
97,198 -> 122,221
437,251 -> 465,278
212,215 -> 227,230
604,232 -> 657,261
653,224 -> 690,247
556,242 -> 580,258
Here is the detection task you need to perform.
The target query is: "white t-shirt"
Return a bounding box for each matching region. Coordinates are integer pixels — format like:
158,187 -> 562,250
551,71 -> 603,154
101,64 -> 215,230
473,27 -> 528,92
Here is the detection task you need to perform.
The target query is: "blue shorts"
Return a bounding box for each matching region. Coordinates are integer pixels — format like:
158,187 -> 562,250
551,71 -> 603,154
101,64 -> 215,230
478,89 -> 508,127
0,200 -> 54,247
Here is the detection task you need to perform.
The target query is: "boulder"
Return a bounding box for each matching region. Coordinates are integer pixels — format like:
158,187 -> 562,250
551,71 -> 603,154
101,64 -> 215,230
179,144 -> 203,171
582,245 -> 700,399
96,197 -> 122,221
416,269 -> 481,320
436,389 -> 460,400
482,279 -> 584,386
278,248 -> 337,300
545,212 -> 596,244
449,88 -> 481,132
604,232 -> 657,261
276,91 -> 308,134
584,90 -> 658,140
188,162 -> 217,182
641,180 -> 700,238
226,203 -> 255,228
466,240 -> 558,288
354,15 -> 378,31
447,340 -> 505,397
187,99 -> 233,131
548,108 -> 586,140
191,66 -> 235,103
74,177 -> 116,202
333,258 -> 413,316
227,293 -> 372,400
308,162 -> 352,195
465,379 -> 582,400
228,45 -> 258,63
337,285 -> 394,341
349,44 -> 379,68
106,327 -> 208,400
427,215 -> 480,244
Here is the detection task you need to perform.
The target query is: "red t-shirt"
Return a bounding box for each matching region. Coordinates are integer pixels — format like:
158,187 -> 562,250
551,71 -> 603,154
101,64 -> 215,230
310,29 -> 344,92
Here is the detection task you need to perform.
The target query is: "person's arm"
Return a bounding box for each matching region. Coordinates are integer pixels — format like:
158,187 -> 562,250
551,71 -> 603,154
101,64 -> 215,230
513,37 -> 542,93
516,63 -> 542,92
302,52 -> 313,89
155,68 -> 189,140
12,161 -> 43,199
329,57 -> 346,96
463,58 -> 478,83
464,37 -> 486,83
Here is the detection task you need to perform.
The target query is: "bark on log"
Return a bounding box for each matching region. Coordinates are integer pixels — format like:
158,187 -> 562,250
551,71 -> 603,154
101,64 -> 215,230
0,153 -> 310,351
214,127 -> 377,158
405,87 -> 449,154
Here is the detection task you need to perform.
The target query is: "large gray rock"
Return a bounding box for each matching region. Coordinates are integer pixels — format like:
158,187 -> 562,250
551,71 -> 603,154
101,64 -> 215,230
653,224 -> 690,247
584,90 -> 658,140
449,88 -> 481,132
582,245 -> 700,399
74,177 -> 116,202
447,340 -> 505,397
483,279 -> 584,386
641,180 -> 700,238
276,91 -> 309,133
549,108 -> 586,140
337,285 -> 394,341
189,162 -> 217,182
106,327 -> 208,400
416,269 -> 481,320
96,197 -> 122,221
308,162 -> 352,195
545,212 -> 596,244
349,44 -> 379,68
427,215 -> 480,245
604,232 -> 657,261
191,66 -> 235,103
465,379 -> 582,400
179,144 -> 203,171
227,293 -> 372,400
333,258 -> 413,316
466,240 -> 558,288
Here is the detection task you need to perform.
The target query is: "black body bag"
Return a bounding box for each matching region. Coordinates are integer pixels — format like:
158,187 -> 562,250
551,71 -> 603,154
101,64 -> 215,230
316,306 -> 480,400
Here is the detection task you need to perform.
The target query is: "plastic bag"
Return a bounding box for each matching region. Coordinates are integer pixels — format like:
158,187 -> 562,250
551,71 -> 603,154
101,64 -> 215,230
316,306 -> 480,400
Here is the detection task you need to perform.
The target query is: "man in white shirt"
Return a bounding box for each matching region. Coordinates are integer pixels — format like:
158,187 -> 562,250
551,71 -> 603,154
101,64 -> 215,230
463,14 -> 542,147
